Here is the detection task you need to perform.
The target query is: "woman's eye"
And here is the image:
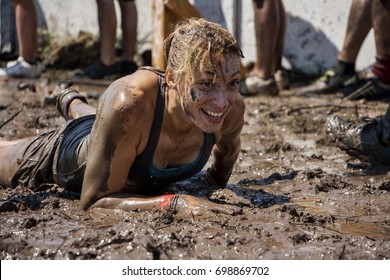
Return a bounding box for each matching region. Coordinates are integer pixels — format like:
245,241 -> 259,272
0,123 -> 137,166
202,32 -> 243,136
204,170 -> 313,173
200,81 -> 214,87
229,80 -> 240,87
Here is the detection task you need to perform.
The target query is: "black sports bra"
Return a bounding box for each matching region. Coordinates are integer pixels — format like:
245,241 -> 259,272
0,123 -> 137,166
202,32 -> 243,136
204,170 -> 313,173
128,67 -> 215,187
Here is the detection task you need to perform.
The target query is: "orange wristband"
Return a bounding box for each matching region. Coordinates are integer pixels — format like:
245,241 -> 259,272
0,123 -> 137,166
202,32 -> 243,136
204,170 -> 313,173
160,194 -> 175,210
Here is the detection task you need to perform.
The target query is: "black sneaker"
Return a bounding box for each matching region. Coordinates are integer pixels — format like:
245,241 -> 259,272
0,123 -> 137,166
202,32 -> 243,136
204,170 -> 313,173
75,60 -> 121,79
344,78 -> 390,101
326,115 -> 390,166
300,69 -> 359,95
120,60 -> 138,76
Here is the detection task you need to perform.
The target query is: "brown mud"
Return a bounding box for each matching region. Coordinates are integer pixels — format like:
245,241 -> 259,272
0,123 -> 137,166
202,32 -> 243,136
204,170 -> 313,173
0,69 -> 390,260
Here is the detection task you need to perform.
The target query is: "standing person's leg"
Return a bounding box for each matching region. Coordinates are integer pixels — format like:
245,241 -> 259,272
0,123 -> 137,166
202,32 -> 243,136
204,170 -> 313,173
301,0 -> 372,95
326,0 -> 390,163
345,0 -> 390,100
118,0 -> 138,75
13,0 -> 38,63
273,0 -> 288,90
119,0 -> 137,63
338,0 -> 372,65
243,0 -> 279,96
371,0 -> 390,86
78,0 -> 122,79
98,0 -> 117,67
0,0 -> 42,78
252,0 -> 278,80
273,0 -> 285,73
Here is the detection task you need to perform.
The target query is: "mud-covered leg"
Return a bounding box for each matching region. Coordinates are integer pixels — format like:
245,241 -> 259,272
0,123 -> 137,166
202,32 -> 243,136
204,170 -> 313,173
56,88 -> 96,120
0,137 -> 35,186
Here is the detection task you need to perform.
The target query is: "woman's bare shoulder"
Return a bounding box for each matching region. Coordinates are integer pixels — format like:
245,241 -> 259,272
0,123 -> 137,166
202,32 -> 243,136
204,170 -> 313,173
99,69 -> 161,112
120,68 -> 161,93
92,69 -> 161,148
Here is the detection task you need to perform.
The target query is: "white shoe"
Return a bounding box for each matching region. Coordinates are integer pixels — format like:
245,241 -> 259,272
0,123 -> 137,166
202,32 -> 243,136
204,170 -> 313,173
6,59 -> 18,68
242,74 -> 278,96
274,69 -> 290,90
0,57 -> 43,79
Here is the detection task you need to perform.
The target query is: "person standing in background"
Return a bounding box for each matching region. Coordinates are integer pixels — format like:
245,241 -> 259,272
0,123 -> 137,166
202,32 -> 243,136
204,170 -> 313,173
241,0 -> 288,96
76,0 -> 138,79
344,0 -> 390,100
301,0 -> 372,95
0,0 -> 43,79
326,0 -> 390,166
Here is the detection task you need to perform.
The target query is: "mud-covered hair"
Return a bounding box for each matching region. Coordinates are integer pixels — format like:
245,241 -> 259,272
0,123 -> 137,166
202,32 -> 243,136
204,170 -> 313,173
163,18 -> 243,86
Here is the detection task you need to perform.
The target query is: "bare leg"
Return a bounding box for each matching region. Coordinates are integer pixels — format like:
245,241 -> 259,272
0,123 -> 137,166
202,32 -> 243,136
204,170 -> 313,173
119,0 -> 137,62
342,0 -> 390,99
372,0 -> 390,58
56,88 -> 96,120
338,0 -> 372,63
273,0 -> 286,73
0,137 -> 35,186
371,0 -> 390,85
97,0 -> 118,66
252,0 -> 279,80
12,0 -> 38,62
67,99 -> 96,120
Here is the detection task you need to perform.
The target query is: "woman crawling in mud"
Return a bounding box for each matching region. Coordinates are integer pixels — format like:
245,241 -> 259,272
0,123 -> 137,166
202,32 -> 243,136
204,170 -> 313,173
0,18 -> 245,217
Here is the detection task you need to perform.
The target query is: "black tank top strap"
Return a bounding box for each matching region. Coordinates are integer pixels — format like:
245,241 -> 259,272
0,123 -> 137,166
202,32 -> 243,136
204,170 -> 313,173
136,75 -> 165,165
138,66 -> 166,76
129,74 -> 165,180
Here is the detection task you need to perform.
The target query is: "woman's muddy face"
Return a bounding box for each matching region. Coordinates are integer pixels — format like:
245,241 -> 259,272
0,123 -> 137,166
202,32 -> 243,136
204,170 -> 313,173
182,54 -> 241,133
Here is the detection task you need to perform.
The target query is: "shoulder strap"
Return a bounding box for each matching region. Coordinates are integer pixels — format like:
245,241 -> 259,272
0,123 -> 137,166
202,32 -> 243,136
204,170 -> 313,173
138,66 -> 166,76
141,75 -> 165,161
128,75 -> 165,180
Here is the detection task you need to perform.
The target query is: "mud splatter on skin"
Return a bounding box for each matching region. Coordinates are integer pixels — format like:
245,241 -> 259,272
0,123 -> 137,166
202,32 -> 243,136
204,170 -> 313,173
219,60 -> 226,82
183,102 -> 194,118
83,84 -> 139,205
190,89 -> 198,102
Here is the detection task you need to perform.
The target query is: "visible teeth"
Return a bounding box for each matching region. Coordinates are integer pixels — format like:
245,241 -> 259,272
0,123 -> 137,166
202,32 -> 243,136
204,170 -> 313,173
203,109 -> 223,118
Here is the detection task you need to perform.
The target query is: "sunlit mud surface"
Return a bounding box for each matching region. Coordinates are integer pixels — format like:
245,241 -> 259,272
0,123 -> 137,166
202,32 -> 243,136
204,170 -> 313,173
1,72 -> 389,260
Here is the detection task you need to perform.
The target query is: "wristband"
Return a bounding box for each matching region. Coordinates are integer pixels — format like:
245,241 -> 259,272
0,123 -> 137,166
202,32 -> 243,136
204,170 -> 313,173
159,194 -> 175,210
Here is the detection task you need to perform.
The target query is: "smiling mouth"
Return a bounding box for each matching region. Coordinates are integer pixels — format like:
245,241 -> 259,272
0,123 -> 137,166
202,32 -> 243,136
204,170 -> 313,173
201,109 -> 224,119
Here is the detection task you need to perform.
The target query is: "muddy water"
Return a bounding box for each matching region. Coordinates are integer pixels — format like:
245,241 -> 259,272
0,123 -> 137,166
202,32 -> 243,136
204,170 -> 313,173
243,176 -> 390,241
1,74 -> 390,260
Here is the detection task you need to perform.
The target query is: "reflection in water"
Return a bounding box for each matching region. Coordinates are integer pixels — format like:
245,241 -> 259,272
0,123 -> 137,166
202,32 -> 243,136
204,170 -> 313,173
243,180 -> 390,241
292,197 -> 390,240
337,222 -> 390,240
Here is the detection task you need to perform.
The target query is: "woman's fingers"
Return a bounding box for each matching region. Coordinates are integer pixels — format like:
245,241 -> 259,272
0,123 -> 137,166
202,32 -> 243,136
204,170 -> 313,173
172,194 -> 242,217
209,202 -> 242,215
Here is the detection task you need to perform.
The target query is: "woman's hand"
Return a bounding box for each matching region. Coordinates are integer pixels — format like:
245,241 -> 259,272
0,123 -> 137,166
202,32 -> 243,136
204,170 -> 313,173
202,168 -> 225,189
89,193 -> 242,218
168,194 -> 242,217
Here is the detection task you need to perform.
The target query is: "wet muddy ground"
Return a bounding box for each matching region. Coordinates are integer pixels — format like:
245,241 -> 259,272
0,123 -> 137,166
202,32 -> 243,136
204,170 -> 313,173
0,70 -> 389,260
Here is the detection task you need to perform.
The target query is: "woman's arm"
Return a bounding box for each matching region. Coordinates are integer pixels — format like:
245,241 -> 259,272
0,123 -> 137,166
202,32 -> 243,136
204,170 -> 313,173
89,193 -> 242,217
206,96 -> 245,187
79,75 -> 155,210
